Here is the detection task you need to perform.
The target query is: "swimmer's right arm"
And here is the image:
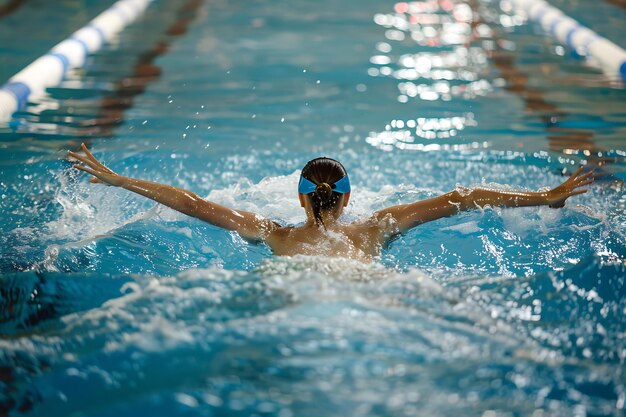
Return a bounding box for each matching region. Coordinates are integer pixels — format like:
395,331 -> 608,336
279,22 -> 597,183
68,144 -> 280,240
374,167 -> 593,234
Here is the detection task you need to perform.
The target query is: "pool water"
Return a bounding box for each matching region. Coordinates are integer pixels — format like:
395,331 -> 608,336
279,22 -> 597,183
1,0 -> 626,416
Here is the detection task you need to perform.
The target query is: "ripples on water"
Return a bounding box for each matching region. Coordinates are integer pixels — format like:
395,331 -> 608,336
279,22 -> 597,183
1,0 -> 626,416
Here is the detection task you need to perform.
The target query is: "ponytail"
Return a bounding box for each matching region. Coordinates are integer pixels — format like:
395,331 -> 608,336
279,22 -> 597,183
300,158 -> 348,228
311,182 -> 336,227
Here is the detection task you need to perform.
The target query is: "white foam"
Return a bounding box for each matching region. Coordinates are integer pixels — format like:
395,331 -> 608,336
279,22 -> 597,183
44,169 -> 144,243
500,205 -> 560,237
441,221 -> 481,234
116,318 -> 195,352
201,171 -> 439,226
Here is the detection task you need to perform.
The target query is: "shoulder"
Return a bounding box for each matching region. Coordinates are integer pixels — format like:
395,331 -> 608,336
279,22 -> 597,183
350,213 -> 398,232
265,226 -> 305,256
266,226 -> 294,242
346,214 -> 400,242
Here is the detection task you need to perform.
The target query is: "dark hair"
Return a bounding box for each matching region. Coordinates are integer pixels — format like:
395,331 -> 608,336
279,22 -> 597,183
301,157 -> 348,227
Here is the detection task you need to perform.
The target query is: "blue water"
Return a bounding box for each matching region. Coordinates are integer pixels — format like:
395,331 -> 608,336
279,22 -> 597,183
1,0 -> 626,416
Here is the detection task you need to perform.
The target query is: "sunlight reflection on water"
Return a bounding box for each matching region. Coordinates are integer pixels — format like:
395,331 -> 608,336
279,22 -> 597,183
0,0 -> 625,416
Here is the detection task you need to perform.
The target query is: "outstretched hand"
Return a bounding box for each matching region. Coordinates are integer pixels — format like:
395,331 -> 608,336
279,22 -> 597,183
546,166 -> 593,208
68,143 -> 124,187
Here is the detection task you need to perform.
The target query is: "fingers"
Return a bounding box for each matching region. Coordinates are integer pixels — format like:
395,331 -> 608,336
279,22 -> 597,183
70,145 -> 121,187
574,171 -> 594,185
68,151 -> 109,177
68,150 -> 93,167
576,179 -> 594,188
69,152 -> 104,177
571,188 -> 588,195
81,143 -> 102,167
562,167 -> 594,190
81,142 -> 93,158
68,150 -> 102,172
69,145 -> 116,176
573,170 -> 593,180
73,164 -> 98,176
567,166 -> 584,180
570,170 -> 594,189
579,170 -> 594,180
80,143 -> 114,173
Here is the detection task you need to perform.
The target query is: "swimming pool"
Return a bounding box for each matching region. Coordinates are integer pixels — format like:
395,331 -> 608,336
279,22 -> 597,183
1,0 -> 625,415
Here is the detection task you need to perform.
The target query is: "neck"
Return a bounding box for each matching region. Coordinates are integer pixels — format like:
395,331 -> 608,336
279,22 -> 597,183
307,210 -> 341,228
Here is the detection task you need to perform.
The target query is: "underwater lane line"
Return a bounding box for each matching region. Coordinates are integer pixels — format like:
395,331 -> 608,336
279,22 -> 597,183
466,0 -> 615,174
65,0 -> 205,140
0,0 -> 26,19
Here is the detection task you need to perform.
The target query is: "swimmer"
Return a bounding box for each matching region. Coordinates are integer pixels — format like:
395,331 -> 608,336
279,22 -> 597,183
69,143 -> 593,262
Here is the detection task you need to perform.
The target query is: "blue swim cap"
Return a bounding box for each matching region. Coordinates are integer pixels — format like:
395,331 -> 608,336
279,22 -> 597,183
298,175 -> 351,194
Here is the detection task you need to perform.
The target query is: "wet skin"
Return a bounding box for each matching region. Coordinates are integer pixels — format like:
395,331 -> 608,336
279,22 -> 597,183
69,143 -> 593,262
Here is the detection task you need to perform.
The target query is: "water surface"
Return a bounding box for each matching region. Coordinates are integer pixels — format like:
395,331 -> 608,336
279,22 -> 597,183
1,0 -> 625,416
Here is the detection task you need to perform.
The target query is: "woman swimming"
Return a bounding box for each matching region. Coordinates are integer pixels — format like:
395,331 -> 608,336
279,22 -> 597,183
69,144 -> 593,262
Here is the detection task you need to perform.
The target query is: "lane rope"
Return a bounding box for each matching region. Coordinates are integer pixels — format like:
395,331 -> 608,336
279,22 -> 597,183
0,0 -> 154,122
512,0 -> 626,81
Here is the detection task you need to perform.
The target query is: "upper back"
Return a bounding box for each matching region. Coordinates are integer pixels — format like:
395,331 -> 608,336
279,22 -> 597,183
266,215 -> 399,262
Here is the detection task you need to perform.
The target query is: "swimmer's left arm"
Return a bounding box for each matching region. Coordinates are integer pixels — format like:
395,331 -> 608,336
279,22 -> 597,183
375,167 -> 593,234
68,144 -> 280,241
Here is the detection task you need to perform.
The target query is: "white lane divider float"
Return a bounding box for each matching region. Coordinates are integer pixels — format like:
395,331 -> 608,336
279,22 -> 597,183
0,0 -> 154,122
511,0 -> 626,82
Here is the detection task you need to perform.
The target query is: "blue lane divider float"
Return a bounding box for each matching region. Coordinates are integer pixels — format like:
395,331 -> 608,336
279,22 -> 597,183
512,0 -> 626,81
0,0 -> 153,122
